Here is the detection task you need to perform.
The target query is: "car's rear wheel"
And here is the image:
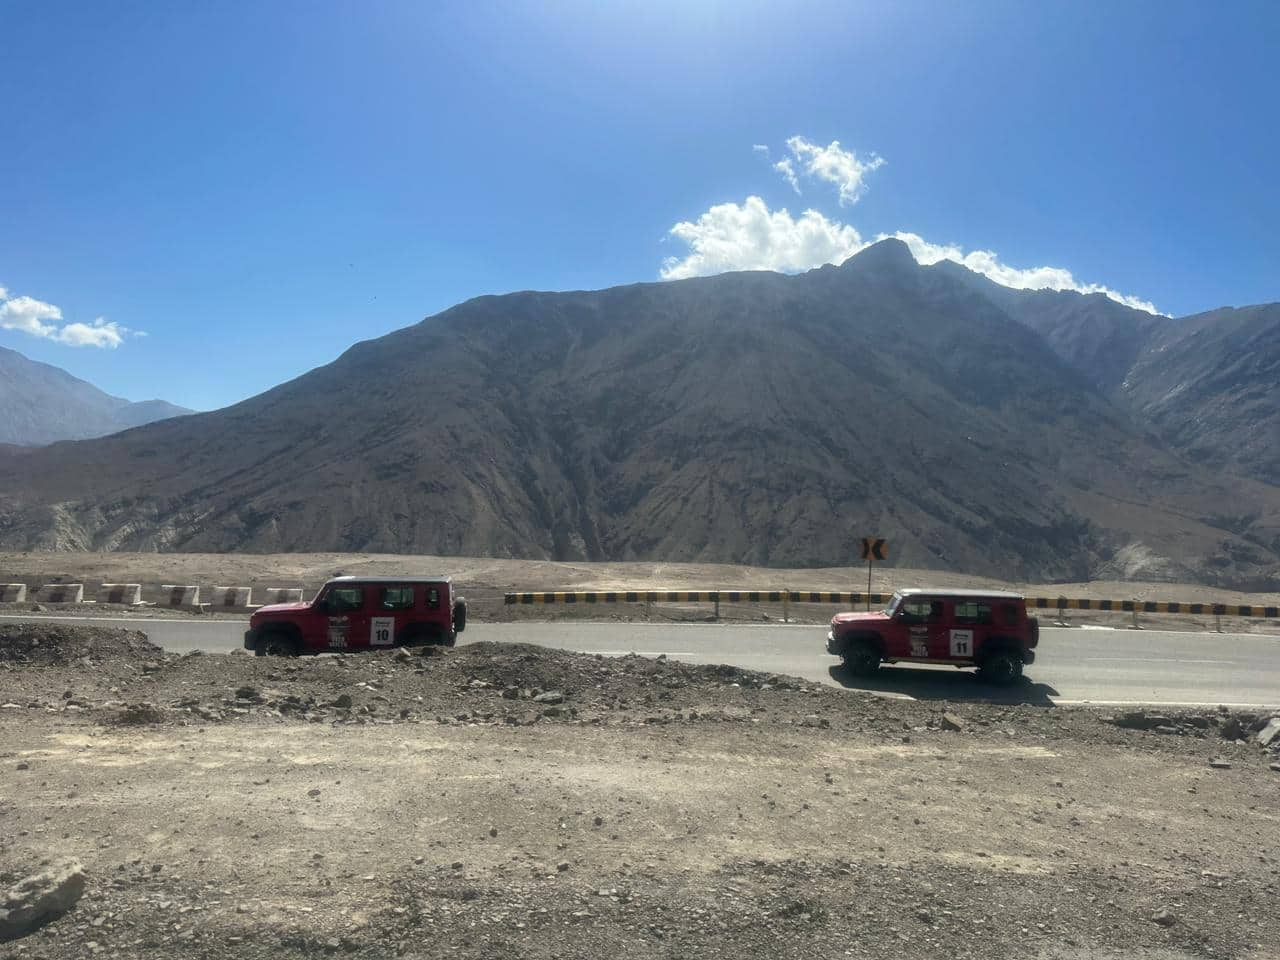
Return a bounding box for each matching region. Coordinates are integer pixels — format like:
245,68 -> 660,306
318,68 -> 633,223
977,650 -> 1022,685
843,638 -> 881,677
257,630 -> 299,657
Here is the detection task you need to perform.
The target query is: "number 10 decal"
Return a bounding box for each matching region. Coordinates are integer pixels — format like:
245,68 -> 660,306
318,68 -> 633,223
371,616 -> 395,646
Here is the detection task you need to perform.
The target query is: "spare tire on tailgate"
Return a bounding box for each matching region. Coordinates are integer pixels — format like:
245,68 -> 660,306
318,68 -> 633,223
453,599 -> 467,634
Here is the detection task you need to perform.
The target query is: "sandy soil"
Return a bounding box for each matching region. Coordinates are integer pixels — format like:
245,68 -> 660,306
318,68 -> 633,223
2,552 -> 1278,634
1,623 -> 1279,959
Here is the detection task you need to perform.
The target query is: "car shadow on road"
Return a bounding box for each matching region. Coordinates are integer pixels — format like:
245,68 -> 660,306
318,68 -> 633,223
827,662 -> 1061,706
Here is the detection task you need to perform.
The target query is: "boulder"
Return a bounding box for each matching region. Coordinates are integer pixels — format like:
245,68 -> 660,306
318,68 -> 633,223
0,860 -> 86,943
1256,717 -> 1280,748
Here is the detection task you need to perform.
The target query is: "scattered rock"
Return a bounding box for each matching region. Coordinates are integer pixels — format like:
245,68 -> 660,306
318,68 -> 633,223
1256,717 -> 1280,748
1220,718 -> 1247,741
0,860 -> 86,943
1110,712 -> 1172,731
1150,907 -> 1177,927
331,694 -> 353,709
940,713 -> 966,732
533,691 -> 565,705
1208,759 -> 1232,770
111,702 -> 166,726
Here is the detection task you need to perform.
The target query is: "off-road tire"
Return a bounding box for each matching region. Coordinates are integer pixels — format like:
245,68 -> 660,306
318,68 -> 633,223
452,599 -> 467,634
843,638 -> 881,677
977,650 -> 1022,685
257,630 -> 300,658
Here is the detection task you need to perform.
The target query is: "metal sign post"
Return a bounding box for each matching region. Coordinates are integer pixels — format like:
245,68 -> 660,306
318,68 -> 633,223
859,537 -> 887,611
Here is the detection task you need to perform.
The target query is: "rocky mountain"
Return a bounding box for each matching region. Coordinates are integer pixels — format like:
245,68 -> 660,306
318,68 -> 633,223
945,268 -> 1280,486
1121,304 -> 1280,485
0,346 -> 191,445
0,239 -> 1277,587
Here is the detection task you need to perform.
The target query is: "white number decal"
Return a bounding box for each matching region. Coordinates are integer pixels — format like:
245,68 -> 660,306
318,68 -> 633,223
371,616 -> 395,646
949,629 -> 973,657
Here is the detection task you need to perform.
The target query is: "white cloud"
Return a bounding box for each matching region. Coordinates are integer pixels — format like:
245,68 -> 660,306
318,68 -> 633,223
54,318 -> 128,348
0,295 -> 64,338
660,196 -> 864,280
782,136 -> 885,206
772,158 -> 800,194
0,287 -> 136,348
659,189 -> 1160,313
882,231 -> 1160,314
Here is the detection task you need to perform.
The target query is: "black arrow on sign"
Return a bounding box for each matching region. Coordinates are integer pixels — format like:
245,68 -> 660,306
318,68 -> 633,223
860,538 -> 887,561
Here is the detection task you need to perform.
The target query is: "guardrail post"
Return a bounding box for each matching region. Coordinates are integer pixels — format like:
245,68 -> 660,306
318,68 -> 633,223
782,590 -> 790,624
714,597 -> 720,621
1130,603 -> 1141,630
1215,613 -> 1223,633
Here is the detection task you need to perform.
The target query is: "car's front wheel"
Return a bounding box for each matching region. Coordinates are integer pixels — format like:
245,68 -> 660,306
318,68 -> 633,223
843,638 -> 881,677
256,630 -> 300,657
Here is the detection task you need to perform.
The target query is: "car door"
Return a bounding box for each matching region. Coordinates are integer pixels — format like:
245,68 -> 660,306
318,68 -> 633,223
322,585 -> 370,652
949,599 -> 990,661
897,597 -> 942,659
373,584 -> 416,646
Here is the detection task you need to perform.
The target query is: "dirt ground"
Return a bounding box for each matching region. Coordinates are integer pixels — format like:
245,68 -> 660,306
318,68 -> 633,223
1,623 -> 1279,959
3,551 -> 1278,634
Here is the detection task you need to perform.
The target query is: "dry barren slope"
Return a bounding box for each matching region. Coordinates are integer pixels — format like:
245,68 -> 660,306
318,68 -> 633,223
1,240 -> 1278,587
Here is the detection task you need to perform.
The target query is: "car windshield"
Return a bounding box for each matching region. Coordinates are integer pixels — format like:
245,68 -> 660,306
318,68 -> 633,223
885,591 -> 905,616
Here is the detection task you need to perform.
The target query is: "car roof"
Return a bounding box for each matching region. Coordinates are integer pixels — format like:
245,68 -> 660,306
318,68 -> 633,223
895,587 -> 1024,600
326,576 -> 452,584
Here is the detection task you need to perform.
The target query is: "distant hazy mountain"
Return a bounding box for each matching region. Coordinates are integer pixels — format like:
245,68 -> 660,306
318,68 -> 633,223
944,267 -> 1280,486
1122,304 -> 1280,485
0,346 -> 191,445
0,239 -> 1277,588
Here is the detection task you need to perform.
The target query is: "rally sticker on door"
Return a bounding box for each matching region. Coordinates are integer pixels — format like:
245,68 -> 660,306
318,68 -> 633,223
949,629 -> 974,657
371,617 -> 395,646
909,627 -> 928,657
327,617 -> 348,649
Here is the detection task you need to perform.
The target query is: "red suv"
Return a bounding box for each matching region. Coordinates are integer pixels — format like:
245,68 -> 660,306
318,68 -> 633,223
244,577 -> 466,656
826,589 -> 1038,684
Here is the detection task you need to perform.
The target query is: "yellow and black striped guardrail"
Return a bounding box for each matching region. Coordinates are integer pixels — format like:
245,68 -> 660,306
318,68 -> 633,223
1025,597 -> 1279,617
504,590 -> 895,605
504,590 -> 1279,618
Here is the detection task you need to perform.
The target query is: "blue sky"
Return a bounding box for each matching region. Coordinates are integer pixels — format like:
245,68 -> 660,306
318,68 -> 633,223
1,0 -> 1276,411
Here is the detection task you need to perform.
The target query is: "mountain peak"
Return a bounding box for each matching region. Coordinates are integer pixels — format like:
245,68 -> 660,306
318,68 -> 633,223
843,236 -> 919,273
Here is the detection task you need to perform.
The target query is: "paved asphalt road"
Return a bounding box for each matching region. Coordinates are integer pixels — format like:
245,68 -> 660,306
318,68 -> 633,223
4,614 -> 1278,707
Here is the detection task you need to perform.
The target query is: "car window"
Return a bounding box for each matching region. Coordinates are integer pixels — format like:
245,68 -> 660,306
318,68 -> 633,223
380,586 -> 414,610
426,587 -> 441,609
326,587 -> 364,612
899,598 -> 942,623
955,601 -> 993,625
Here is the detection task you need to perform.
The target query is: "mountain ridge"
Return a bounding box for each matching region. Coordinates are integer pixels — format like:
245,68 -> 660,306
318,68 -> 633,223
0,241 -> 1276,588
0,345 -> 192,446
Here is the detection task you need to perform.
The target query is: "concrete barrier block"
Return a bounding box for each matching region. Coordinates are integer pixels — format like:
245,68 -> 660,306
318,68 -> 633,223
160,585 -> 200,608
96,583 -> 143,605
208,586 -> 252,608
0,584 -> 27,603
257,588 -> 304,605
34,583 -> 85,604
